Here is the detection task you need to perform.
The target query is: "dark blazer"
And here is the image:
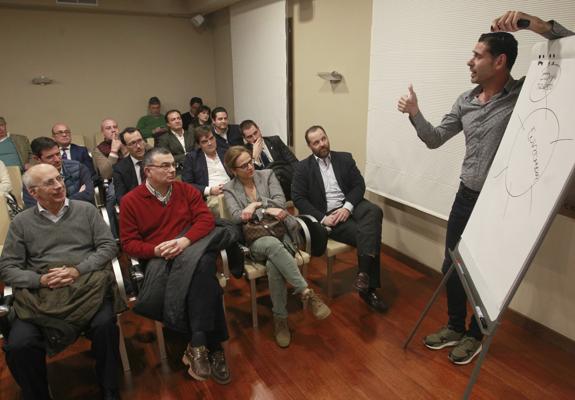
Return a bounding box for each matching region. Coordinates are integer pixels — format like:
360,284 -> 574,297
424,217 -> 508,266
246,135 -> 298,168
181,112 -> 197,131
23,160 -> 94,208
181,147 -> 230,195
113,156 -> 140,204
69,143 -> 96,178
212,124 -> 243,149
291,151 -> 366,222
156,130 -> 195,167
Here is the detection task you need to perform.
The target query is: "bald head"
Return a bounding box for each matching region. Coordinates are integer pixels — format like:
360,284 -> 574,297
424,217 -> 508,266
51,122 -> 72,147
23,164 -> 59,189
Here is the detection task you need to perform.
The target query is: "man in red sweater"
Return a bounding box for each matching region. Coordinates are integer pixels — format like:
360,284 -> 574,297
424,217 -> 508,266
119,147 -> 230,384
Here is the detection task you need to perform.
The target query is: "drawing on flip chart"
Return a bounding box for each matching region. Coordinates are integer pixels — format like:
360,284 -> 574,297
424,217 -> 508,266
493,106 -> 572,217
530,54 -> 561,102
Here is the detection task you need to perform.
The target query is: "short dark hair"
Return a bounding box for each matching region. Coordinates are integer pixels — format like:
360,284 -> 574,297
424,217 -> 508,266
164,109 -> 182,124
478,32 -> 518,71
148,96 -> 161,105
31,137 -> 58,157
189,97 -> 203,106
304,125 -> 326,144
239,119 -> 258,134
211,106 -> 228,121
194,125 -> 212,144
143,147 -> 172,168
198,105 -> 211,115
119,127 -> 140,145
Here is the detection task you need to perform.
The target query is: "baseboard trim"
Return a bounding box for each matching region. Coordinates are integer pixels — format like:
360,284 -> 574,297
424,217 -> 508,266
381,244 -> 575,356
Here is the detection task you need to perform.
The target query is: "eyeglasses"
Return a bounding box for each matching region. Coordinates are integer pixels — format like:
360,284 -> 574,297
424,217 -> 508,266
126,138 -> 144,147
234,159 -> 254,170
30,174 -> 65,189
54,130 -> 71,135
148,162 -> 177,170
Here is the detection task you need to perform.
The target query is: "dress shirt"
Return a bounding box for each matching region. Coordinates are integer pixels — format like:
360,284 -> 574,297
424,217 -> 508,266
255,143 -> 274,167
131,155 -> 143,185
37,198 -> 70,223
315,153 -> 354,216
203,153 -> 230,196
172,130 -> 187,152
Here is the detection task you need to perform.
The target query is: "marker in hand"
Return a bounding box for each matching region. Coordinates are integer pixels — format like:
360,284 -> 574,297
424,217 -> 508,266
491,18 -> 529,32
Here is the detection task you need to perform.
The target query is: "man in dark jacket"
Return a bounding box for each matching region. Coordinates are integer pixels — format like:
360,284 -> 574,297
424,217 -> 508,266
23,137 -> 94,208
292,125 -> 387,312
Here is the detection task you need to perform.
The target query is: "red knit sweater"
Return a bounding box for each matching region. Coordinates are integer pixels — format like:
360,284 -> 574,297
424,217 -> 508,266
120,181 -> 215,259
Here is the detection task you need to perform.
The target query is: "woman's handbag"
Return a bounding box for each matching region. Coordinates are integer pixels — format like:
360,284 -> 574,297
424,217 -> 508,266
242,215 -> 286,246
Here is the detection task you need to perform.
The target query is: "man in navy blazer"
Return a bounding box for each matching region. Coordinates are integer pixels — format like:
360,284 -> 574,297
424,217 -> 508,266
292,125 -> 387,312
210,106 -> 243,150
52,123 -> 96,178
182,125 -> 231,214
113,128 -> 148,204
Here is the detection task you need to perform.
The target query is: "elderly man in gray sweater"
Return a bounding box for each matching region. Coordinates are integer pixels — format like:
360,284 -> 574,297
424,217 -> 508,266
0,164 -> 123,400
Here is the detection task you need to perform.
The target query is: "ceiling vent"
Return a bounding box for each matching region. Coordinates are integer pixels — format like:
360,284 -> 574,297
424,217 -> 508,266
57,0 -> 98,6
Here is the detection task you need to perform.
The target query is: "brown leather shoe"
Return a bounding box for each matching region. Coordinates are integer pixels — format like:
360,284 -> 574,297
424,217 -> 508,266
182,344 -> 210,380
209,349 -> 231,384
353,272 -> 370,292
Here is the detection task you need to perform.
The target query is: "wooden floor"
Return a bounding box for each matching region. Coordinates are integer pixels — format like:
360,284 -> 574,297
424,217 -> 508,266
2,250 -> 575,399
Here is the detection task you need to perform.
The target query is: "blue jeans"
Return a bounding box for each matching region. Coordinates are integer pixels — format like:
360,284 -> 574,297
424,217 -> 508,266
442,183 -> 483,340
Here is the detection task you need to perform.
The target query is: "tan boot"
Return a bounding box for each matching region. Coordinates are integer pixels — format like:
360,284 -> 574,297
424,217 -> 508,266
301,288 -> 331,320
273,317 -> 291,348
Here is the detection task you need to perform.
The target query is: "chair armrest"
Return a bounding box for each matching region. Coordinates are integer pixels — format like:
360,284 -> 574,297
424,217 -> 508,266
0,286 -> 14,317
294,216 -> 311,255
112,258 -> 129,304
297,214 -> 319,223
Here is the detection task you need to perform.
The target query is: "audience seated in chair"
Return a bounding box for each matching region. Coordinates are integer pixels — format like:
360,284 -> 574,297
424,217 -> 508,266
51,122 -> 96,178
210,106 -> 243,150
156,109 -> 194,175
182,125 -> 231,215
93,118 -> 128,180
181,96 -> 203,131
192,105 -> 212,129
223,146 -> 331,348
23,137 -> 94,208
112,128 -> 149,204
119,147 -> 233,385
240,119 -> 298,200
136,96 -> 167,141
0,163 -> 124,400
0,116 -> 32,171
292,125 -> 388,312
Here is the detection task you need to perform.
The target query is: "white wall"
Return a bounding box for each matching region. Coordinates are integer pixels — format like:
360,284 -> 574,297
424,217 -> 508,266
230,0 -> 287,138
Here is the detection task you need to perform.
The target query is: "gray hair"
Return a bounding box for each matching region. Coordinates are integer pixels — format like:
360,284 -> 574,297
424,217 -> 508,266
143,147 -> 172,168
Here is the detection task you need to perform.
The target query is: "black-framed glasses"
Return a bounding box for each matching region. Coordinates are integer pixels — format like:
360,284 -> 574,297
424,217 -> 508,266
234,159 -> 254,170
148,162 -> 177,170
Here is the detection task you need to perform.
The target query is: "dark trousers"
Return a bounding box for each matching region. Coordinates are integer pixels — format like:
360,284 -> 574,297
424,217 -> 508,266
187,251 -> 229,347
329,199 -> 383,289
3,301 -> 120,400
442,183 -> 483,340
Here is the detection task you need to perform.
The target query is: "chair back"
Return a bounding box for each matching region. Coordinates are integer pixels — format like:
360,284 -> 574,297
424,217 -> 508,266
6,166 -> 24,208
0,196 -> 10,246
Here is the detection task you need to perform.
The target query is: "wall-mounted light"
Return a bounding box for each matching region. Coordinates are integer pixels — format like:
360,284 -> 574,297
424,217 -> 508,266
31,76 -> 54,85
317,71 -> 343,83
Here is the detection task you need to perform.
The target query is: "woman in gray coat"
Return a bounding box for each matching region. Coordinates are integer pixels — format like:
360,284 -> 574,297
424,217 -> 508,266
223,146 -> 330,348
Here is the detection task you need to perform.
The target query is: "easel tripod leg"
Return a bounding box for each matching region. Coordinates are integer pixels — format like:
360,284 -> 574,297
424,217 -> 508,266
462,325 -> 498,400
403,264 -> 455,349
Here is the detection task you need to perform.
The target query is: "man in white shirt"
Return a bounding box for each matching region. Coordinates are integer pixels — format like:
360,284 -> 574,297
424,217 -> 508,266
156,110 -> 194,174
51,123 -> 95,178
182,125 -> 231,215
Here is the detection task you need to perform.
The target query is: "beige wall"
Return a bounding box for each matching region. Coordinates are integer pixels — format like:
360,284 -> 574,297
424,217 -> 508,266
289,0 -> 575,340
0,8 -> 216,146
210,8 -> 236,122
